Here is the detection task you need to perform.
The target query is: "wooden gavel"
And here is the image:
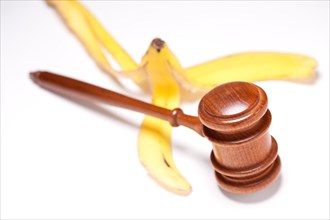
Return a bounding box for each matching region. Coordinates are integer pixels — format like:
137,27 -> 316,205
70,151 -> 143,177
30,71 -> 281,194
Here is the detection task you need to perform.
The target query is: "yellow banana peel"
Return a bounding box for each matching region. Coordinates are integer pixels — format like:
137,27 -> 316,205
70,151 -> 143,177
47,0 -> 112,73
47,0 -> 318,195
47,0 -> 144,82
137,39 -> 191,194
183,52 -> 317,90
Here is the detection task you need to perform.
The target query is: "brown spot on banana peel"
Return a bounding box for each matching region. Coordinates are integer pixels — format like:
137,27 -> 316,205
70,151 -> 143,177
152,38 -> 165,52
163,158 -> 171,168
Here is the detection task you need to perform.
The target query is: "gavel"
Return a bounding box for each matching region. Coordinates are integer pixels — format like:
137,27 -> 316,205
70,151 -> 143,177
30,71 -> 281,194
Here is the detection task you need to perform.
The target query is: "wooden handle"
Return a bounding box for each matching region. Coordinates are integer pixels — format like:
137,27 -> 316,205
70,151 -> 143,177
30,71 -> 203,136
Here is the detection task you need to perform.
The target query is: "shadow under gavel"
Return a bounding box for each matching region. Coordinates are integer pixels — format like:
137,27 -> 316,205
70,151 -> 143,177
30,71 -> 281,194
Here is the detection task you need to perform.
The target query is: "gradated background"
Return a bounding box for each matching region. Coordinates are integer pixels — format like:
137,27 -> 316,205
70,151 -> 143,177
1,1 -> 329,219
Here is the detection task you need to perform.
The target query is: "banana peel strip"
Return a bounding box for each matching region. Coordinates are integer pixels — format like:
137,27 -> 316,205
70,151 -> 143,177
47,0 -> 318,195
182,52 -> 317,91
47,0 -> 145,82
137,41 -> 192,194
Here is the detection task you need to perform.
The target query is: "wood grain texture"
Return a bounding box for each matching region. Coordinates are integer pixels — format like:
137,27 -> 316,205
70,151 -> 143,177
29,71 -> 204,136
198,82 -> 281,194
30,71 -> 281,194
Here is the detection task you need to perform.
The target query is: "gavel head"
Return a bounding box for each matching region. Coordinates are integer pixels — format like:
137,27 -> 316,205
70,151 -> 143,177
198,82 -> 281,194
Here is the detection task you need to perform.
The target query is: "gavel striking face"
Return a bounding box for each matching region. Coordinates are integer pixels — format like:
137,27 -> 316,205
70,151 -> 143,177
30,71 -> 281,194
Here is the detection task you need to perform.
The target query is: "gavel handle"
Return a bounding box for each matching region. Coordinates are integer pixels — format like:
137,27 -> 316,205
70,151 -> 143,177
30,71 -> 204,136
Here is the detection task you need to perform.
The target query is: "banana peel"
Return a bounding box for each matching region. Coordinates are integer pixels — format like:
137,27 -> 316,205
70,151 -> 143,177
46,0 -> 145,83
183,52 -> 317,89
47,0 -> 318,195
137,39 -> 191,194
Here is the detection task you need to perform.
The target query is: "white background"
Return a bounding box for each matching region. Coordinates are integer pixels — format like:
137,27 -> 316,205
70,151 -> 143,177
1,1 -> 329,219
